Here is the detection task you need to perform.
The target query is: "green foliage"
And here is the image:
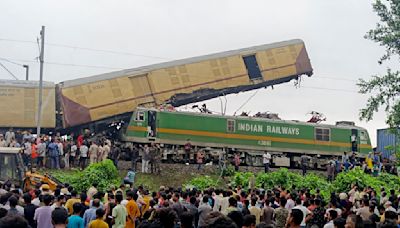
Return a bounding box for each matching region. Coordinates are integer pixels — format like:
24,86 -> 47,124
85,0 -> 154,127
358,70 -> 400,127
377,173 -> 400,190
52,159 -> 121,192
256,168 -> 302,189
365,0 -> 400,63
184,175 -> 219,190
220,165 -> 236,177
185,168 -> 400,202
359,0 -> 400,128
297,173 -> 327,190
231,172 -> 254,188
332,168 -> 386,194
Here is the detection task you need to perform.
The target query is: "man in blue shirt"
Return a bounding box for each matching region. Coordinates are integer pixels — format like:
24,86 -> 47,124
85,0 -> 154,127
68,203 -> 84,228
123,168 -> 135,187
83,199 -> 101,227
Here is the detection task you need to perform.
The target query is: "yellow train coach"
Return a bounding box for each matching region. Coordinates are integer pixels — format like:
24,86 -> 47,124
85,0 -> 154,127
0,80 -> 55,129
58,39 -> 313,128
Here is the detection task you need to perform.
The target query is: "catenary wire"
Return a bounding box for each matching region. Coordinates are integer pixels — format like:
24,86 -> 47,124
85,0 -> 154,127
0,57 -> 124,70
0,38 -> 170,60
0,62 -> 19,80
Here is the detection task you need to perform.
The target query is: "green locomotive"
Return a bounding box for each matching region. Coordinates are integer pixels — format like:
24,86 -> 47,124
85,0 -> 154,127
123,107 -> 372,168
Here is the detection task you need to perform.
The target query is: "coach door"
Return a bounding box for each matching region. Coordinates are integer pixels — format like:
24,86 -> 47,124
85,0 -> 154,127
243,55 -> 263,80
147,111 -> 157,138
351,129 -> 358,152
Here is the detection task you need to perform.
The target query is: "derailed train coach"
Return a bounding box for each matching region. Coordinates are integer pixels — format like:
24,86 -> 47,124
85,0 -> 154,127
124,108 -> 372,168
0,39 -> 313,132
57,39 -> 313,131
0,80 -> 56,130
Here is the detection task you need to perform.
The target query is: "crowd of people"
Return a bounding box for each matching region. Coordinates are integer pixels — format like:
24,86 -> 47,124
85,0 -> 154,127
1,176 -> 400,228
1,128 -> 400,228
0,128 -> 122,171
0,128 -> 396,177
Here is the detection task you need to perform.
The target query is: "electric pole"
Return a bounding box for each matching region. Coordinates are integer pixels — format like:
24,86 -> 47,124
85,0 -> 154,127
23,65 -> 29,80
37,26 -> 45,143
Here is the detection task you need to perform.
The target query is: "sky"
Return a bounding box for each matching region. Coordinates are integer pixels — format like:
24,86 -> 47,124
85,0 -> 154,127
0,0 -> 395,146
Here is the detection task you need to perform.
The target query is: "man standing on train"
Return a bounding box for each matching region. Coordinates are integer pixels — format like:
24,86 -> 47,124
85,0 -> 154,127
300,153 -> 310,176
263,152 -> 272,173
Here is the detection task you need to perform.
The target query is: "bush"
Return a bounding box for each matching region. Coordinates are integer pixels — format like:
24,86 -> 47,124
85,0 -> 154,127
256,168 -> 302,189
377,173 -> 400,191
332,168 -> 382,194
231,172 -> 254,188
52,159 -> 121,192
184,175 -> 219,190
220,165 -> 236,177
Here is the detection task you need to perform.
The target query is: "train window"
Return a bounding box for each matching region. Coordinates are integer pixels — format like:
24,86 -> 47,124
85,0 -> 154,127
227,119 -> 235,132
315,128 -> 330,141
135,111 -> 145,121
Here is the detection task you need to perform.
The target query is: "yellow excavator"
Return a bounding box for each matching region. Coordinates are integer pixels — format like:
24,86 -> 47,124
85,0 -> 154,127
0,147 -> 63,191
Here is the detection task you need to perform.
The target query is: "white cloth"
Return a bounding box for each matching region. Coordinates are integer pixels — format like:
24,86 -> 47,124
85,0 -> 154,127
213,195 -> 224,212
385,206 -> 396,213
57,143 -> 64,156
80,145 -> 89,157
263,153 -> 271,164
37,143 -> 46,157
323,220 -> 334,228
71,145 -> 77,157
5,131 -> 15,145
142,160 -> 150,173
32,198 -> 40,206
285,199 -> 295,211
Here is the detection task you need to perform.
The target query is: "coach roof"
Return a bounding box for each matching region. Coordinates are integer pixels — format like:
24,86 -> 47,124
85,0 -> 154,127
59,39 -> 305,88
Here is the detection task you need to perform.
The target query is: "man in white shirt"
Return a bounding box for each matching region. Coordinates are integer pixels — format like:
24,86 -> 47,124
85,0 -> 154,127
263,152 -> 271,173
384,201 -> 396,212
37,140 -> 47,168
213,190 -> 224,212
292,198 -> 311,227
70,142 -> 77,168
5,128 -> 15,147
80,144 -> 89,170
0,135 -> 7,147
323,210 -> 338,228
285,194 -> 295,212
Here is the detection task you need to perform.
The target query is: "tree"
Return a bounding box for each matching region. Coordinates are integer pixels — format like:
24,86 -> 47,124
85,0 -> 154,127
358,0 -> 400,128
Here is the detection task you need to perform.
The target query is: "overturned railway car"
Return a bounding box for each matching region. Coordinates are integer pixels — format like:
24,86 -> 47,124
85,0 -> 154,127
124,108 -> 372,168
57,39 -> 312,130
0,80 -> 55,130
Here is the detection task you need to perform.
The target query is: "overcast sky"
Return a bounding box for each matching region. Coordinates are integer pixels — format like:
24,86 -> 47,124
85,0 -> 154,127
0,0 -> 393,146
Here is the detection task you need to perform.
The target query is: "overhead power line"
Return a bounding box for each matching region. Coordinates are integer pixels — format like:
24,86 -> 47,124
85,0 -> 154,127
300,85 -> 358,93
0,61 -> 19,80
318,76 -> 358,82
0,57 -> 123,70
0,58 -> 24,67
0,38 -> 170,60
